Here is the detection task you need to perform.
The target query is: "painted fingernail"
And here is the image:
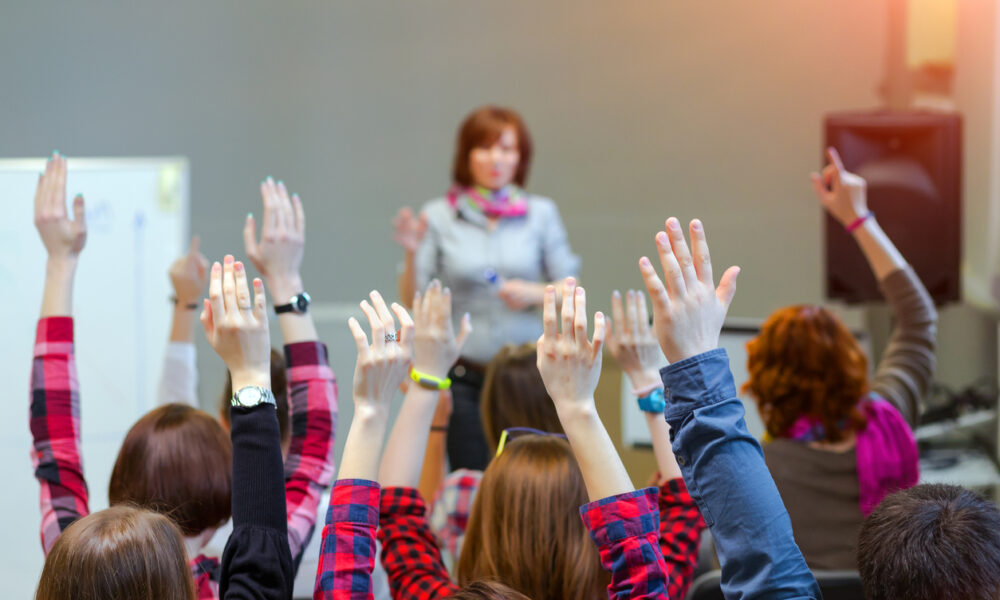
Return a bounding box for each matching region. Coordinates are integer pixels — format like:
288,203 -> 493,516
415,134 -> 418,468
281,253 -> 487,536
53,150 -> 60,157
692,219 -> 702,231
667,218 -> 680,230
576,287 -> 584,295
247,212 -> 253,220
235,262 -> 244,271
224,255 -> 234,263
277,180 -> 284,187
266,175 -> 273,182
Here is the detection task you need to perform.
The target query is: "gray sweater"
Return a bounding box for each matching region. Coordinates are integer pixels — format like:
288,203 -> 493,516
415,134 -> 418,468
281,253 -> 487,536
763,266 -> 937,570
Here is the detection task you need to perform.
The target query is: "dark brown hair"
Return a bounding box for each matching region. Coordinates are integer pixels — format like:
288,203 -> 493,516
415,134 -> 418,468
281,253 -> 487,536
457,435 -> 606,600
452,106 -> 533,187
744,305 -> 869,443
219,348 -> 290,445
858,484 -> 1000,600
36,505 -> 196,600
480,344 -> 563,451
109,404 -> 232,536
452,581 -> 532,600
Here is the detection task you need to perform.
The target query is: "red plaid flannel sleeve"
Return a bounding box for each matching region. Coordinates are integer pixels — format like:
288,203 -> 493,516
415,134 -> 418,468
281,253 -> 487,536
314,479 -> 381,600
429,468 -> 482,569
659,478 -> 705,600
580,487 -> 668,600
284,341 -> 338,563
378,487 -> 459,600
30,317 -> 90,556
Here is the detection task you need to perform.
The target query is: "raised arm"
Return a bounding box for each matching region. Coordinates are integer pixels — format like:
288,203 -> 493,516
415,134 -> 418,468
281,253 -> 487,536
157,236 -> 208,406
393,207 -> 429,307
639,217 -> 819,600
812,148 -> 937,426
608,289 -> 705,599
245,177 -> 338,562
202,255 -> 292,600
30,153 -> 91,555
315,291 -> 413,599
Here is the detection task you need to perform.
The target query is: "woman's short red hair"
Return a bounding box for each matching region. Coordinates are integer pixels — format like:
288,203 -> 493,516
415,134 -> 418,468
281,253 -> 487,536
452,106 -> 533,188
744,305 -> 869,443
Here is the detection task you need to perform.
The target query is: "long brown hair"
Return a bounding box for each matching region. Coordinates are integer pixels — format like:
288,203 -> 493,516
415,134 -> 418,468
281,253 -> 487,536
109,404 -> 232,536
480,344 -> 563,451
36,505 -> 196,600
452,581 -> 532,600
457,435 -> 606,600
744,304 -> 869,442
452,106 -> 533,187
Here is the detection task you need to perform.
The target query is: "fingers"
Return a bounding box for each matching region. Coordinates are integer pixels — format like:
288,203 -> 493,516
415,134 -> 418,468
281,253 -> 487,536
292,193 -> 305,237
824,148 -> 843,189
422,280 -> 442,327
456,312 -> 472,351
359,300 -> 385,352
243,213 -> 259,259
208,262 -> 225,322
666,217 -> 698,290
276,180 -> 294,234
261,178 -> 279,236
252,278 -> 267,322
716,266 -> 741,309
189,235 -> 201,256
626,289 -> 640,340
52,154 -> 67,216
689,219 -> 714,287
655,231 -> 685,297
639,256 -> 670,312
233,261 -> 253,315
222,255 -> 238,315
827,146 -> 845,172
369,290 -> 397,337
810,172 -> 827,200
438,284 -> 453,328
611,290 -> 626,341
560,277 -> 576,339
412,291 -> 423,328
348,317 -> 371,360
391,302 -> 414,349
542,285 -> 557,348
573,286 -> 588,350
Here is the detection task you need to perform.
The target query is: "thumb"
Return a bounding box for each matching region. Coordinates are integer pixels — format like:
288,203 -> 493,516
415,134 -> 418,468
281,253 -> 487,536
809,173 -> 827,201
243,213 -> 259,259
72,194 -> 86,231
200,299 -> 214,339
716,266 -> 741,309
455,313 -> 473,351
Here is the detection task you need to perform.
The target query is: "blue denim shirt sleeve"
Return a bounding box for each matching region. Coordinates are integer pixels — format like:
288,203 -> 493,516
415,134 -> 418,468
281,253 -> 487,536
661,348 -> 820,600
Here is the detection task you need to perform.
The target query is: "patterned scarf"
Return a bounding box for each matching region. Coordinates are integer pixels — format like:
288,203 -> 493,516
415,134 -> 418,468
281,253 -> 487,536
770,394 -> 919,516
447,184 -> 528,219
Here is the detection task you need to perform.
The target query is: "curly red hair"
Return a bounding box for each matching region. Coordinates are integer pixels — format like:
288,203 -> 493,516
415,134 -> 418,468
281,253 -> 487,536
743,305 -> 869,443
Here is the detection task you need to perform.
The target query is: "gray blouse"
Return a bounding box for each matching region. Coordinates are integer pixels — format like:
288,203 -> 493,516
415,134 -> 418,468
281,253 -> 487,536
414,195 -> 581,363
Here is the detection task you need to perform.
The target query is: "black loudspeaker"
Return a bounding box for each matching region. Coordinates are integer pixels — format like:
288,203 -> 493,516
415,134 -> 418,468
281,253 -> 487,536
824,110 -> 962,304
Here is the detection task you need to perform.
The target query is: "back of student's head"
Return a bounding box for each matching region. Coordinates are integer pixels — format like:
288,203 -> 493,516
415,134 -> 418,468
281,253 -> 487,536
109,404 -> 232,537
480,344 -> 563,450
36,505 -> 196,600
453,581 -> 532,600
744,304 -> 869,443
457,435 -> 605,600
219,348 -> 290,446
857,483 -> 1000,600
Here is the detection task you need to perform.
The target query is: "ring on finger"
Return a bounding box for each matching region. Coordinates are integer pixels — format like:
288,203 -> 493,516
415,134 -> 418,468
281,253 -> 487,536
385,332 -> 398,343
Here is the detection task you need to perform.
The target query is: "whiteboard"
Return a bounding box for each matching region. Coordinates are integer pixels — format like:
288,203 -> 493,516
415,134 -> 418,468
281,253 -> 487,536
621,319 -> 871,446
0,158 -> 189,598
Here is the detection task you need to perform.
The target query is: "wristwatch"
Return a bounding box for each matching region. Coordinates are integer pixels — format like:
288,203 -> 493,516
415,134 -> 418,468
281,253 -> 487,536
637,388 -> 666,414
275,291 -> 311,315
232,385 -> 277,409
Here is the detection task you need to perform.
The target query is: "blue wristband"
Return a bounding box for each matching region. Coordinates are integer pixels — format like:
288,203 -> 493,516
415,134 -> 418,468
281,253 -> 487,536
637,388 -> 666,413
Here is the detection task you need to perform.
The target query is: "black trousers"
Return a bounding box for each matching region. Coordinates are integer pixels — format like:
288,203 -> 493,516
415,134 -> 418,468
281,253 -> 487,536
445,362 -> 490,471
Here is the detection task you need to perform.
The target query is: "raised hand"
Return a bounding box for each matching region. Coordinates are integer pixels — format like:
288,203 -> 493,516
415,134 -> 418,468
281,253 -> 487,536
639,218 -> 740,364
498,278 -> 546,311
391,207 -> 428,254
201,255 -> 271,392
412,280 -> 472,379
244,177 -> 305,301
348,291 -> 414,418
34,153 -> 86,260
810,147 -> 868,227
607,289 -> 663,391
169,236 -> 209,306
536,277 -> 606,408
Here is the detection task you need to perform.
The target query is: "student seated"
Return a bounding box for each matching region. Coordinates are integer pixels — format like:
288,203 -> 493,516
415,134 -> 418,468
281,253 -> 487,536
315,282 -> 680,599
857,483 -> 1000,600
30,156 -> 302,598
31,153 -> 291,598
745,149 -> 936,569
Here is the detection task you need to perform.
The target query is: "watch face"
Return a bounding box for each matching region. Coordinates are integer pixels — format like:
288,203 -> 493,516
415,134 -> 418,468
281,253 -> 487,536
236,387 -> 262,406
